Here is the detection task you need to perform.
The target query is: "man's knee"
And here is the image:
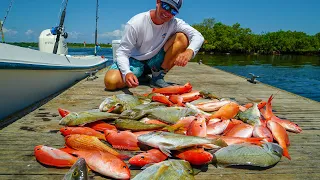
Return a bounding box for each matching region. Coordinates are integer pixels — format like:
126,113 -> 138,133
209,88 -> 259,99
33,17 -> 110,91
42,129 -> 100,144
175,32 -> 189,47
104,70 -> 123,90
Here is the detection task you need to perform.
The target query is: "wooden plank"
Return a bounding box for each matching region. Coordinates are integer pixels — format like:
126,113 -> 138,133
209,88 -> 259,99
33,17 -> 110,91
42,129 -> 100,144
1,63 -> 319,180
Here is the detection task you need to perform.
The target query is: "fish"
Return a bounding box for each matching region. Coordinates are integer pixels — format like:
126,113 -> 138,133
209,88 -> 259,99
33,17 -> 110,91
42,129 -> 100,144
238,103 -> 262,126
209,102 -> 240,120
185,103 -> 212,116
131,102 -> 166,110
151,93 -> 174,106
128,149 -> 168,167
260,108 -> 302,133
99,94 -> 145,113
34,145 -> 77,167
174,147 -> 213,165
59,111 -> 120,126
104,130 -> 140,151
253,124 -> 273,142
199,90 -> 219,99
58,108 -> 71,117
65,134 -> 128,160
168,95 -> 185,106
207,119 -> 230,135
114,119 -> 167,131
186,114 -> 207,137
207,135 -> 263,146
74,150 -> 130,180
222,119 -> 244,134
120,107 -> 198,124
60,127 -> 106,140
63,158 -> 88,180
195,100 -> 231,112
180,90 -> 201,102
223,123 -> 254,138
85,120 -> 117,132
152,82 -> 193,95
213,142 -> 283,167
132,159 -> 195,180
267,120 -> 291,160
137,131 -> 227,156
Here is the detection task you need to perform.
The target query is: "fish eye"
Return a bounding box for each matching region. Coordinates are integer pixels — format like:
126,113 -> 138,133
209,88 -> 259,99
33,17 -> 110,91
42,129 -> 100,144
123,165 -> 127,169
72,170 -> 78,177
36,148 -> 40,150
200,125 -> 203,127
140,156 -> 145,159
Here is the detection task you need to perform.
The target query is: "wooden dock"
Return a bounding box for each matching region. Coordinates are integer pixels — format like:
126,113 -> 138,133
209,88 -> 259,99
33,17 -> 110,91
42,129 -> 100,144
1,62 -> 319,180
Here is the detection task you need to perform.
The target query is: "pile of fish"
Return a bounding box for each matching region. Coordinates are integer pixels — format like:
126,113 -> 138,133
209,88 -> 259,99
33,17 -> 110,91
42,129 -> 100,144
34,82 -> 302,179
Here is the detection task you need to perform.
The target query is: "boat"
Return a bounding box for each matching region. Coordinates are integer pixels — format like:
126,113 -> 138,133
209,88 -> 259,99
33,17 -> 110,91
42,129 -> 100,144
0,0 -> 108,122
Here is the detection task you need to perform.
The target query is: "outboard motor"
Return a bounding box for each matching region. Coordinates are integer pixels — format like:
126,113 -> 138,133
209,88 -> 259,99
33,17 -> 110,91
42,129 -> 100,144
39,28 -> 68,55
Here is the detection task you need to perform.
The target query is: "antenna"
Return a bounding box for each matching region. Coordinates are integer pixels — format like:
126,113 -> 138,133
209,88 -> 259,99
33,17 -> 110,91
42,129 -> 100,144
1,0 -> 14,43
94,0 -> 99,56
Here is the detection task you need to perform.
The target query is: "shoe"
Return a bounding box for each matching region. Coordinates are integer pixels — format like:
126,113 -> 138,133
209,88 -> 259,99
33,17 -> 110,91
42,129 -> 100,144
151,69 -> 170,88
138,74 -> 151,84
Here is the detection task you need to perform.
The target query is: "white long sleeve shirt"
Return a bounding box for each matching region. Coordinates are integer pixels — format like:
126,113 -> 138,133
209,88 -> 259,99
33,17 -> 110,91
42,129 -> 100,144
116,11 -> 204,78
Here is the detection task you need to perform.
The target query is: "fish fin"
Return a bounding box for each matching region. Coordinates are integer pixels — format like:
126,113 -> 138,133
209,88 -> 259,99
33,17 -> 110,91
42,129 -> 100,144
202,144 -> 220,149
159,146 -> 171,157
283,147 -> 291,160
112,145 -> 140,151
119,153 -> 131,160
99,134 -> 107,141
212,138 -> 228,147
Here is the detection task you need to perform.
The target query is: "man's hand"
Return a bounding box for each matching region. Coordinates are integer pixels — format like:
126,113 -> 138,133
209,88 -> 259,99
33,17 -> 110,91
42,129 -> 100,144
174,49 -> 194,67
125,73 -> 139,88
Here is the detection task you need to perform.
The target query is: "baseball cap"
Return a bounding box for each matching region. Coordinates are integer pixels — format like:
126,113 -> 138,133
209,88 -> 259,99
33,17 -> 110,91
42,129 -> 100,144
160,0 -> 183,13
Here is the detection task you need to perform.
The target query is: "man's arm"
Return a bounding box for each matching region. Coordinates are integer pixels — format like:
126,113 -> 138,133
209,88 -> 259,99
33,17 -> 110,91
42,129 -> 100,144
176,19 -> 205,58
116,24 -> 139,87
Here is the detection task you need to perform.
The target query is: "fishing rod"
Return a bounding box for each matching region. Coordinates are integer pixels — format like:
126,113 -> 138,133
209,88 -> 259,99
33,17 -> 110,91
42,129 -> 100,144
1,0 -> 14,43
53,0 -> 68,54
94,0 -> 99,56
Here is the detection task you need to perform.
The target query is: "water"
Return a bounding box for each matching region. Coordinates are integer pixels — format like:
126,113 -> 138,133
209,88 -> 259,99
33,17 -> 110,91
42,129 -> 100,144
69,48 -> 320,102
192,54 -> 320,102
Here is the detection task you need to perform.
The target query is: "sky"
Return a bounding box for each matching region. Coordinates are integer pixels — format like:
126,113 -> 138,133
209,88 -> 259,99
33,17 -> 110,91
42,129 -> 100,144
1,0 -> 319,43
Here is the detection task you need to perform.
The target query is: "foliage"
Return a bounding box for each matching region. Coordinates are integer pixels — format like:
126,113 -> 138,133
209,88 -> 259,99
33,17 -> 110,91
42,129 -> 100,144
192,18 -> 320,55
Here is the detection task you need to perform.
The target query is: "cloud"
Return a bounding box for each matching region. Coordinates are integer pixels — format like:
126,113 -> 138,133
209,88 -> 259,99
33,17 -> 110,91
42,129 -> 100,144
99,24 -> 125,39
2,27 -> 18,35
25,29 -> 34,36
68,31 -> 82,39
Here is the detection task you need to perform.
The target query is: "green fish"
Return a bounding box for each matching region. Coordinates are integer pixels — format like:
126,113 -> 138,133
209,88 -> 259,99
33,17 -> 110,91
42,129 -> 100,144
63,158 -> 88,180
59,111 -> 120,126
99,94 -> 147,113
120,107 -> 197,124
238,103 -> 261,126
132,102 -> 166,110
132,160 -> 195,180
138,131 -> 227,156
114,119 -> 167,131
213,142 -> 283,167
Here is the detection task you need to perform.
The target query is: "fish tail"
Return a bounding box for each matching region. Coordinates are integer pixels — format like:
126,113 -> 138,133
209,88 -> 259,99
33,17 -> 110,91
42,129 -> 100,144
283,147 -> 291,160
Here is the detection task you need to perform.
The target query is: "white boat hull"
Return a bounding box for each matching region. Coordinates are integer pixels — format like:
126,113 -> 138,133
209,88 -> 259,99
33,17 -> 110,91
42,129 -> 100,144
0,43 -> 108,120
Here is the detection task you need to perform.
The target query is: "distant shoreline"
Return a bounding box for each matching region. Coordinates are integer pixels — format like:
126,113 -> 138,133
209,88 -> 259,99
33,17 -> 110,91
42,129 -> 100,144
4,42 -> 319,56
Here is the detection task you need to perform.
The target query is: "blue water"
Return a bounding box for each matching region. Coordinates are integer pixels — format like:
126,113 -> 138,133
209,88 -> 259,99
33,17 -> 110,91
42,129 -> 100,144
70,48 -> 320,102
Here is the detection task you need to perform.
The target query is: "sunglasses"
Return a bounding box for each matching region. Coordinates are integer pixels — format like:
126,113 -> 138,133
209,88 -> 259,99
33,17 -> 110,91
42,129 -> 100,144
161,2 -> 178,16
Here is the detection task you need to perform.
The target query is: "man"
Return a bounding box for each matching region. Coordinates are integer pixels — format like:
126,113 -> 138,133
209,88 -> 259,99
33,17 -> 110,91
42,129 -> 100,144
104,0 -> 204,90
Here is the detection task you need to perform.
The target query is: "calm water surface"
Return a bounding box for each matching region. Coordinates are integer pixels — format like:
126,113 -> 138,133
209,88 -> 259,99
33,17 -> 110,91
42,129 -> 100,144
69,48 -> 320,102
192,54 -> 320,102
